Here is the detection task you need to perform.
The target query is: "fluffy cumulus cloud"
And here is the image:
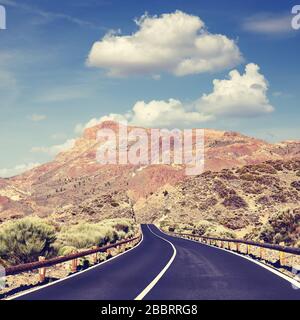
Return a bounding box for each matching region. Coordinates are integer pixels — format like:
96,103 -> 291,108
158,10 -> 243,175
76,63 -> 274,129
129,99 -> 212,127
75,102 -> 211,131
31,139 -> 76,156
87,11 -> 243,77
0,162 -> 40,178
195,63 -> 274,117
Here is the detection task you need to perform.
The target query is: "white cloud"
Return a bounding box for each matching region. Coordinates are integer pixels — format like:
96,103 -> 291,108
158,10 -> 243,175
87,11 -> 243,77
31,139 -> 76,156
129,99 -> 212,127
0,162 -> 40,178
195,63 -> 274,117
28,114 -> 46,122
77,63 -> 274,129
243,14 -> 293,34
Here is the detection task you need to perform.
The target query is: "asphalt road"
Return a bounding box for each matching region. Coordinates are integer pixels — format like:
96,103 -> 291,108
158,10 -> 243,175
146,226 -> 300,300
16,224 -> 300,300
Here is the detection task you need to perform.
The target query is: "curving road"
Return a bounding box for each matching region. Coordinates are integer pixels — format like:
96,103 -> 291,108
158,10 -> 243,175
15,224 -> 300,300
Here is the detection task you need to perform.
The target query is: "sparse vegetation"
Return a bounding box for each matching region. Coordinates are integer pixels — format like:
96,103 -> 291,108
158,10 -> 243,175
159,218 -> 236,239
139,159 -> 300,244
55,219 -> 134,250
0,217 -> 137,266
248,209 -> 300,247
0,217 -> 56,264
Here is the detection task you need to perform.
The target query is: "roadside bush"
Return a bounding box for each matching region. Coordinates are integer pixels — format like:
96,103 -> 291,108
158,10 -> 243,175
0,217 -> 56,265
0,217 -> 136,265
99,219 -> 134,234
56,219 -> 135,250
58,245 -> 78,256
195,220 -> 236,239
258,210 -> 300,246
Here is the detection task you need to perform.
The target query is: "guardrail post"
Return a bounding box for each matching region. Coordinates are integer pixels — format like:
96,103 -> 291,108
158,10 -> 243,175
71,256 -> 78,272
260,247 -> 264,260
279,251 -> 285,266
92,246 -> 98,264
38,256 -> 46,282
247,245 -> 251,255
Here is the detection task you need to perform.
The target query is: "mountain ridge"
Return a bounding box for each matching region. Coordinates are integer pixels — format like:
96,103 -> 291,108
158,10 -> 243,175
0,121 -> 299,227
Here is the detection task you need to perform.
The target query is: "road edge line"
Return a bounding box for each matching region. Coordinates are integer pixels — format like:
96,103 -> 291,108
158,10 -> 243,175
5,228 -> 145,300
163,230 -> 300,290
134,225 -> 177,300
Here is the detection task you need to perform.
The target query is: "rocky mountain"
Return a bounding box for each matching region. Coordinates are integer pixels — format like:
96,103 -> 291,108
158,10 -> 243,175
140,159 -> 300,246
0,121 -> 300,225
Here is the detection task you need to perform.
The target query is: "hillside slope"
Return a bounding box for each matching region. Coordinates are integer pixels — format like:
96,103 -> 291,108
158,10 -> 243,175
136,159 -> 300,246
0,121 -> 299,224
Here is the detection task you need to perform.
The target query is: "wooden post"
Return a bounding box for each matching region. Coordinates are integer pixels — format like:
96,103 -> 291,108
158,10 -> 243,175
279,251 -> 285,266
247,245 -> 251,255
38,256 -> 46,282
92,247 -> 98,264
260,247 -> 264,260
236,243 -> 239,252
71,257 -> 78,272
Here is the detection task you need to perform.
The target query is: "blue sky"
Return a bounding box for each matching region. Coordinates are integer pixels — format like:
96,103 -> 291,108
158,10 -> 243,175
0,0 -> 299,176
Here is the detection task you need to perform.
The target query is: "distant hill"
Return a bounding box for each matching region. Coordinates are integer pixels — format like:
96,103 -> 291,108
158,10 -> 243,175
0,121 -> 299,229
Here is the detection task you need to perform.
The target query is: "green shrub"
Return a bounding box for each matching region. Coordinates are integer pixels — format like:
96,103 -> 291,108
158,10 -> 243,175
0,217 -> 136,265
0,217 -> 56,265
258,210 -> 300,246
56,219 -> 135,250
58,245 -> 78,256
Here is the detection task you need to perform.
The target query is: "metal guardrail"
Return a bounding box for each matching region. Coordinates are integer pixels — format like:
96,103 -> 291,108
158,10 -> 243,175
4,235 -> 141,278
169,231 -> 300,267
170,232 -> 300,255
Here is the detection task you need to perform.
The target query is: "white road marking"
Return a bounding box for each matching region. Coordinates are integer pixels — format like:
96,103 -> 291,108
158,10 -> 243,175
6,230 -> 144,300
134,225 -> 177,300
164,230 -> 300,290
